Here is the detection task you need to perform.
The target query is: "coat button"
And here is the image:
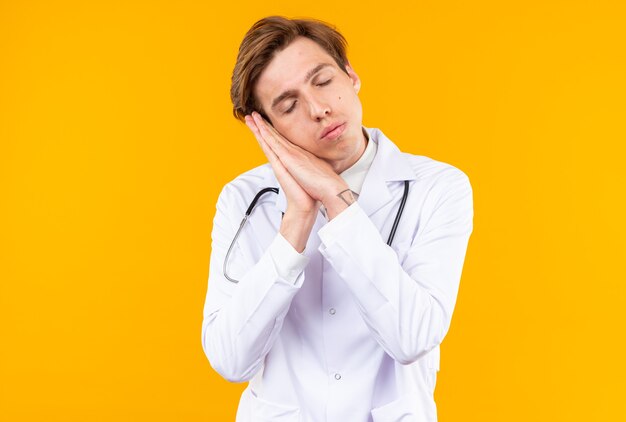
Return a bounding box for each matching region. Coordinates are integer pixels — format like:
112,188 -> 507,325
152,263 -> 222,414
329,308 -> 336,315
334,373 -> 341,380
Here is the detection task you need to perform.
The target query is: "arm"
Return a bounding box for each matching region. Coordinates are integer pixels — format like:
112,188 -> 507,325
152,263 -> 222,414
201,184 -> 313,383
317,169 -> 474,364
202,114 -> 324,383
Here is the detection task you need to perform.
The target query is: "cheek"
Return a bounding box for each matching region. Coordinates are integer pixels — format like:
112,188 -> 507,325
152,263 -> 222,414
344,92 -> 361,114
274,123 -> 294,139
274,122 -> 314,148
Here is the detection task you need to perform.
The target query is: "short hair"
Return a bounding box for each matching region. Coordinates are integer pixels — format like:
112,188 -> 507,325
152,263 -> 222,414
230,16 -> 349,122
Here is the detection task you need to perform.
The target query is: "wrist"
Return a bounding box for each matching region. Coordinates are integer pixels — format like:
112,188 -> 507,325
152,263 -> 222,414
279,209 -> 318,253
323,188 -> 355,220
320,180 -> 349,204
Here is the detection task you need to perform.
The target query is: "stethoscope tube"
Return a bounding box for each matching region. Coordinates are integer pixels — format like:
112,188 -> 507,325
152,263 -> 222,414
223,182 -> 409,283
386,180 -> 409,247
245,187 -> 279,216
223,188 -> 278,283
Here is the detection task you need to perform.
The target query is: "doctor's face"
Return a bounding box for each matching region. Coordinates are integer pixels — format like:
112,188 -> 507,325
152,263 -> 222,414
253,37 -> 367,174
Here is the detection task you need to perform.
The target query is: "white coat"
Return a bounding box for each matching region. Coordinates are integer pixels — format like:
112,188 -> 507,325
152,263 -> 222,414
202,127 -> 474,422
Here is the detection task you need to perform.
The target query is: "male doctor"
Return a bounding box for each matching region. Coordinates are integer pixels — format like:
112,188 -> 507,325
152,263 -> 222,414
202,16 -> 474,422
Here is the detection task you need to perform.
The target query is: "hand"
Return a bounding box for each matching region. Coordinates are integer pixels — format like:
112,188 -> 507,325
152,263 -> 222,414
247,112 -> 348,206
244,114 -> 319,215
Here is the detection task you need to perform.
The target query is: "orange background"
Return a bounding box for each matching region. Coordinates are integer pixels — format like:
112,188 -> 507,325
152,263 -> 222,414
1,0 -> 625,420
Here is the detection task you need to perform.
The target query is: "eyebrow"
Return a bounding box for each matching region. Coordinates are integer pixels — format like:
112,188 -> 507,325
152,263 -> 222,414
270,63 -> 333,110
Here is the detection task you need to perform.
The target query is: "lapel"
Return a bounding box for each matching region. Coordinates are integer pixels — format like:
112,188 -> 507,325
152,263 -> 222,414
259,126 -> 417,217
357,127 -> 417,216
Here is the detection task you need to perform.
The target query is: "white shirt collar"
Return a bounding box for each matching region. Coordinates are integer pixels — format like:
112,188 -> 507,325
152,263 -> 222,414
339,127 -> 378,197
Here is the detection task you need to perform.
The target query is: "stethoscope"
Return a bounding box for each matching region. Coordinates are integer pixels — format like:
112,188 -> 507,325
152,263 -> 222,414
224,181 -> 409,283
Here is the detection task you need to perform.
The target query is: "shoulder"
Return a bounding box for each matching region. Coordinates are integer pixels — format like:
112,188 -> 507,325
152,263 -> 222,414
394,152 -> 474,225
405,154 -> 473,218
400,154 -> 474,230
403,153 -> 471,191
216,163 -> 274,209
222,163 -> 273,193
370,126 -> 471,190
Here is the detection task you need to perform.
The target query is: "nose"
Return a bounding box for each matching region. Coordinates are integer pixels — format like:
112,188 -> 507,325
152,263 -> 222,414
307,94 -> 331,121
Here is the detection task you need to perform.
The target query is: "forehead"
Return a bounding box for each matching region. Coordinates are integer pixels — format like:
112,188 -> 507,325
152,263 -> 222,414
254,37 -> 339,105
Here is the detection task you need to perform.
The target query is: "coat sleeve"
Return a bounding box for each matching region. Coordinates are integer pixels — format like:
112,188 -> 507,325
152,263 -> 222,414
317,168 -> 474,365
201,183 -> 308,382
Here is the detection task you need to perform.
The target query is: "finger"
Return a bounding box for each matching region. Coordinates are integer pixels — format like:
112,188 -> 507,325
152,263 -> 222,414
246,114 -> 285,160
245,115 -> 289,175
259,135 -> 280,166
245,115 -> 276,154
244,114 -> 264,141
251,112 -> 321,163
251,112 -> 292,155
249,114 -> 334,184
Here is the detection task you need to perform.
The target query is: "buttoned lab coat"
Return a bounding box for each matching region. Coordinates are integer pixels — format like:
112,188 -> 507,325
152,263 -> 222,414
202,127 -> 474,422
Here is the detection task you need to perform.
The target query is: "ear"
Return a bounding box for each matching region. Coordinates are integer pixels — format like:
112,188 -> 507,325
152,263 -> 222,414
345,63 -> 361,94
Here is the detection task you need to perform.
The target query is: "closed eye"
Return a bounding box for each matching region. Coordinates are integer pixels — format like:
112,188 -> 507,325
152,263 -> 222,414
284,100 -> 297,114
283,79 -> 332,114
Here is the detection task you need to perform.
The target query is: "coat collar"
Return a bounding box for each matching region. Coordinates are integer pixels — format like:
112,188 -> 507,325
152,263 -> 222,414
260,126 -> 416,216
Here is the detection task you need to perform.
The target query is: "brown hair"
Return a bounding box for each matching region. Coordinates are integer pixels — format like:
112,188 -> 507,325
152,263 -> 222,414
230,16 -> 349,122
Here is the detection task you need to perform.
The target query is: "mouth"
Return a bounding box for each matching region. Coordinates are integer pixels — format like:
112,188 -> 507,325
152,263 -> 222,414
321,122 -> 346,141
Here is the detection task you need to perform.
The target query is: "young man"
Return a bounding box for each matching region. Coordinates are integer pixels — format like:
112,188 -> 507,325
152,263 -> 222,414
202,16 -> 474,421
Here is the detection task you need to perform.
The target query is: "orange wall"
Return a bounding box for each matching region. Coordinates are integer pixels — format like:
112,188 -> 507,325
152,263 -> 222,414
1,1 -> 625,420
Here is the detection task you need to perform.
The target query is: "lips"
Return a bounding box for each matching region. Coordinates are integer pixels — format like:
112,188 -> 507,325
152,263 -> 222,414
321,122 -> 346,140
